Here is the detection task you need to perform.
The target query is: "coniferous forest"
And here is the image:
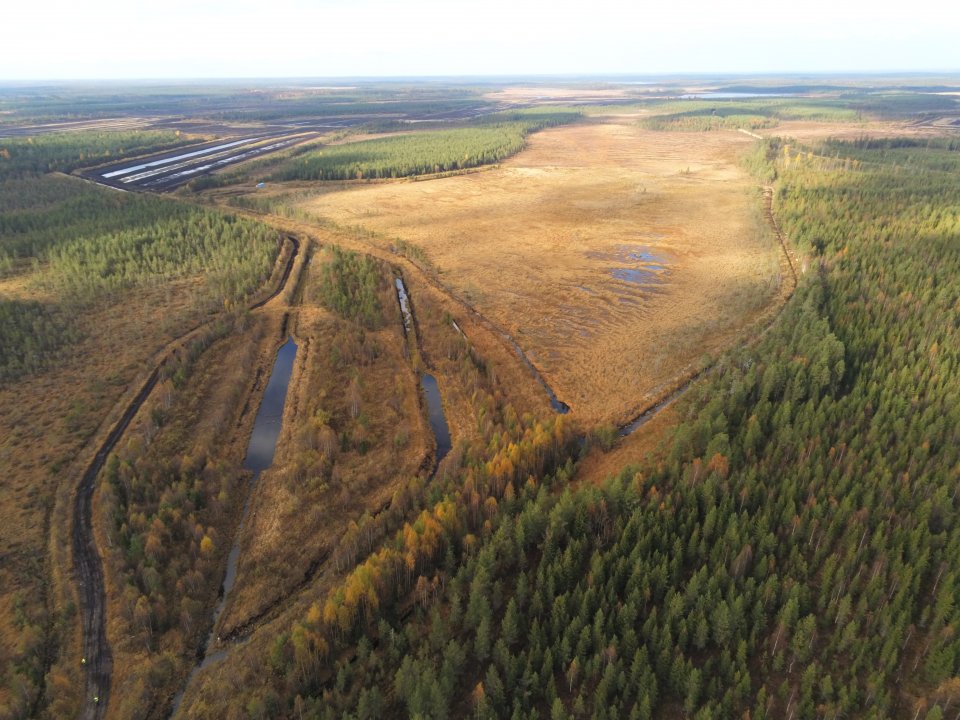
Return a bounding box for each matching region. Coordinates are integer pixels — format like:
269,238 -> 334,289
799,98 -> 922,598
273,111 -> 580,181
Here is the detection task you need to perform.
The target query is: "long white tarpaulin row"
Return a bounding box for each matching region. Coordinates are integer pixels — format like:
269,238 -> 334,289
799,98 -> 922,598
101,137 -> 263,179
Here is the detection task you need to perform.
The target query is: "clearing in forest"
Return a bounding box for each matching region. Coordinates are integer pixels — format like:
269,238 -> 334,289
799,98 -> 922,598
299,117 -> 782,426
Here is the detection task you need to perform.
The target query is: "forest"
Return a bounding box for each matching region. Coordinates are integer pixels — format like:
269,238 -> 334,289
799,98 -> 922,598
0,130 -> 282,382
0,182 -> 279,380
0,297 -> 79,382
637,93 -> 960,132
316,247 -> 386,329
0,84 -> 482,125
0,124 -> 290,717
40,206 -> 279,305
639,98 -> 861,131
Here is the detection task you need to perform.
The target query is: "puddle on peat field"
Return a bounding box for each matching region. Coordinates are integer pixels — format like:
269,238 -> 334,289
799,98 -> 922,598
586,243 -> 671,290
585,242 -> 667,264
611,267 -> 667,285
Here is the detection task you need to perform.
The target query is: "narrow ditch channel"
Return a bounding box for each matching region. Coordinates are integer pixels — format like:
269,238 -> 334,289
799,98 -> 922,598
170,336 -> 298,716
394,275 -> 453,474
395,276 -> 414,338
400,272 -> 569,416
617,371 -> 704,438
502,334 -> 570,414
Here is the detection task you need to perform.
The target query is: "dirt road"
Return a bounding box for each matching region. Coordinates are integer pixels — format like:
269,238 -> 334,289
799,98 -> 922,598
71,236 -> 299,720
73,369 -> 160,718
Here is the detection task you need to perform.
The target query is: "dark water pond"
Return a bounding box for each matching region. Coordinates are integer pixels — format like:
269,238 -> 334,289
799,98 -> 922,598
170,337 -> 298,715
421,373 -> 452,466
244,337 -> 298,474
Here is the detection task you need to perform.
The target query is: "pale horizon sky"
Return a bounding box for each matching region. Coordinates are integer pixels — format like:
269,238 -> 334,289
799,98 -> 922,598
3,0 -> 959,80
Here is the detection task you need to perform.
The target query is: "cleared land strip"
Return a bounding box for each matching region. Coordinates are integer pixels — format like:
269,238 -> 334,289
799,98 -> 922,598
0,117 -> 155,138
101,138 -> 261,179
70,236 -> 299,720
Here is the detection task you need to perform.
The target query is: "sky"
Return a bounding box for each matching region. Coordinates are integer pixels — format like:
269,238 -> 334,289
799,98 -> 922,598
2,0 -> 959,80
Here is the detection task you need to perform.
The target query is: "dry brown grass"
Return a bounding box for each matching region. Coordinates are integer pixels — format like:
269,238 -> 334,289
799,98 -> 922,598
199,205 -> 559,425
296,117 -> 782,427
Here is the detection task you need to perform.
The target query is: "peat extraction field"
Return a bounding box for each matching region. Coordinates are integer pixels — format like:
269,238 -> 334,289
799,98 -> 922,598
82,132 -> 318,191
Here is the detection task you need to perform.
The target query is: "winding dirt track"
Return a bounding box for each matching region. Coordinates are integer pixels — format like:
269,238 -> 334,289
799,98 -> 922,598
71,236 -> 299,720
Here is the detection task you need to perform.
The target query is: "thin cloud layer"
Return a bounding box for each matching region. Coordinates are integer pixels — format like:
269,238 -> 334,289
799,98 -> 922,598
2,0 -> 958,78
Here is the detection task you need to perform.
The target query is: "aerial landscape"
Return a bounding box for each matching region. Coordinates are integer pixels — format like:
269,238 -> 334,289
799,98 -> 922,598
1,2 -> 959,719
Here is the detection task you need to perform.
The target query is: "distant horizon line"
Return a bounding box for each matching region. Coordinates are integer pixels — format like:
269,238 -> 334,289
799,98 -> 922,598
2,70 -> 960,86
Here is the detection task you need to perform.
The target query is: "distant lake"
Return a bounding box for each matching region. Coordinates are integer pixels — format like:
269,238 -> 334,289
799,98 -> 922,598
679,92 -> 797,99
